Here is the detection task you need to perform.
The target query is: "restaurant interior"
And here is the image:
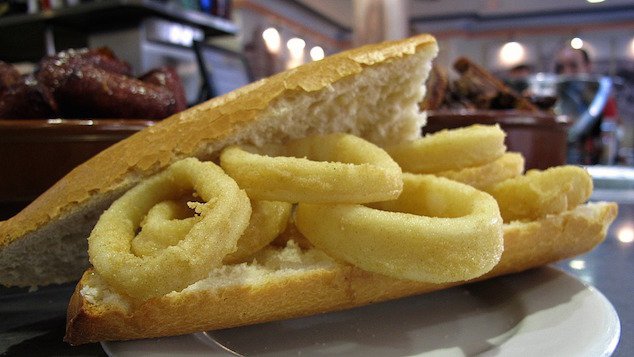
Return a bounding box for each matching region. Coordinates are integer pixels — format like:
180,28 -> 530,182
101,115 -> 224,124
1,0 -> 633,355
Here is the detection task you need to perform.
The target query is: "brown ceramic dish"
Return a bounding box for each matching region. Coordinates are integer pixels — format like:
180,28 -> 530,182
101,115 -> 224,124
0,119 -> 155,219
425,110 -> 568,171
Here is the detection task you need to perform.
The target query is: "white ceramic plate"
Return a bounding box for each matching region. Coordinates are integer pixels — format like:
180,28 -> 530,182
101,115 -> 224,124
102,267 -> 620,357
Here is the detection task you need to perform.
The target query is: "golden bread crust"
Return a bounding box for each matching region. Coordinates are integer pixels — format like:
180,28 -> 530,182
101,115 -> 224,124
65,202 -> 617,345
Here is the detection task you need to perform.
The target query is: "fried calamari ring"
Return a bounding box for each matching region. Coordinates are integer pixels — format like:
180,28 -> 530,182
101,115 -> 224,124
220,133 -> 403,203
435,152 -> 525,190
486,165 -> 593,222
295,173 -> 503,283
88,158 -> 251,301
386,125 -> 506,174
132,198 -> 292,264
223,200 -> 292,264
131,199 -> 197,257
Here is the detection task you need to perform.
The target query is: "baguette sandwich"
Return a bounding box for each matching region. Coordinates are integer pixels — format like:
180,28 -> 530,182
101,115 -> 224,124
0,34 -> 616,346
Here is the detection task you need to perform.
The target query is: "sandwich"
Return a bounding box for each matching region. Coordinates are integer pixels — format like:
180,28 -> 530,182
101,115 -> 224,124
0,34 -> 616,345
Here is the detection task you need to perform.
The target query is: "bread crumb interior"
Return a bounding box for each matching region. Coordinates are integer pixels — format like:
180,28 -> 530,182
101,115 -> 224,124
81,241 -> 337,312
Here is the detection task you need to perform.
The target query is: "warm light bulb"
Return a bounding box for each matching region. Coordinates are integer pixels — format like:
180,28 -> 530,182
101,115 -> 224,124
499,41 -> 525,66
310,46 -> 325,61
617,226 -> 634,244
570,37 -> 584,49
286,37 -> 306,69
262,27 -> 281,54
287,37 -> 306,55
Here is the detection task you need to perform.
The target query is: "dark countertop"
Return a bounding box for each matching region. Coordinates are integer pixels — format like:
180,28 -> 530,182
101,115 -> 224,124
0,166 -> 632,356
0,284 -> 106,356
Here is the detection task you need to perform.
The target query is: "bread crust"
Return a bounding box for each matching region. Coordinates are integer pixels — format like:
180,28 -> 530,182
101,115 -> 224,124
65,202 -> 617,345
0,35 -> 438,287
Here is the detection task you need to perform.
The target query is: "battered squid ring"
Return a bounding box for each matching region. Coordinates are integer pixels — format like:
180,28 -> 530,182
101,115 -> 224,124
295,173 -> 504,283
131,198 -> 292,264
131,200 -> 197,257
88,158 -> 251,301
223,200 -> 292,264
386,125 -> 506,174
220,133 -> 403,203
435,152 -> 525,190
486,165 -> 593,222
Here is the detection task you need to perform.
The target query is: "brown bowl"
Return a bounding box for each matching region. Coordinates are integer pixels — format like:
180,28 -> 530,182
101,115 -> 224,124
0,119 -> 156,219
425,110 -> 568,171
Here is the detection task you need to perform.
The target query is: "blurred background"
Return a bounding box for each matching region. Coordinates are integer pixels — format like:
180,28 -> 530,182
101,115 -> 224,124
1,3 -> 634,356
1,0 -> 634,214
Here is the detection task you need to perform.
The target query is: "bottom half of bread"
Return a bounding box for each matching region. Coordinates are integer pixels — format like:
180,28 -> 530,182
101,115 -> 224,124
65,202 -> 617,345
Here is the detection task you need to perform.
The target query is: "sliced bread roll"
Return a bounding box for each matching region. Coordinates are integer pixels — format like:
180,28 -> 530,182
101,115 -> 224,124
65,202 -> 617,345
1,34 -> 617,347
0,34 -> 438,287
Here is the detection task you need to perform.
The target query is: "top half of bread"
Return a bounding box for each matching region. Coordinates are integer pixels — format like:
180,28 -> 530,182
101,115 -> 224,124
0,34 -> 439,287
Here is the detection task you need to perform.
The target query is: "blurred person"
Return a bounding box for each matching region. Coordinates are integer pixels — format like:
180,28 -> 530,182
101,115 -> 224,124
554,46 -> 620,165
509,63 -> 534,79
554,47 -> 591,75
504,63 -> 534,94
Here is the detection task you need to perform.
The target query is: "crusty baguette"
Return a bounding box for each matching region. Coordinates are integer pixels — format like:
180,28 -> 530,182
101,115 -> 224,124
0,35 -> 438,287
65,202 -> 617,345
1,33 -> 617,348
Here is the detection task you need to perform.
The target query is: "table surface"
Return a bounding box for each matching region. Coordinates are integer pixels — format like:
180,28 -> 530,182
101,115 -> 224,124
555,193 -> 633,357
1,168 -> 632,356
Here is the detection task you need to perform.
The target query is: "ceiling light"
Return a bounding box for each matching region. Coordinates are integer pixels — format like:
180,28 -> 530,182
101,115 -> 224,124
617,226 -> 634,244
262,27 -> 281,54
499,41 -> 525,66
310,46 -> 325,61
286,37 -> 306,69
287,37 -> 306,58
570,37 -> 584,49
